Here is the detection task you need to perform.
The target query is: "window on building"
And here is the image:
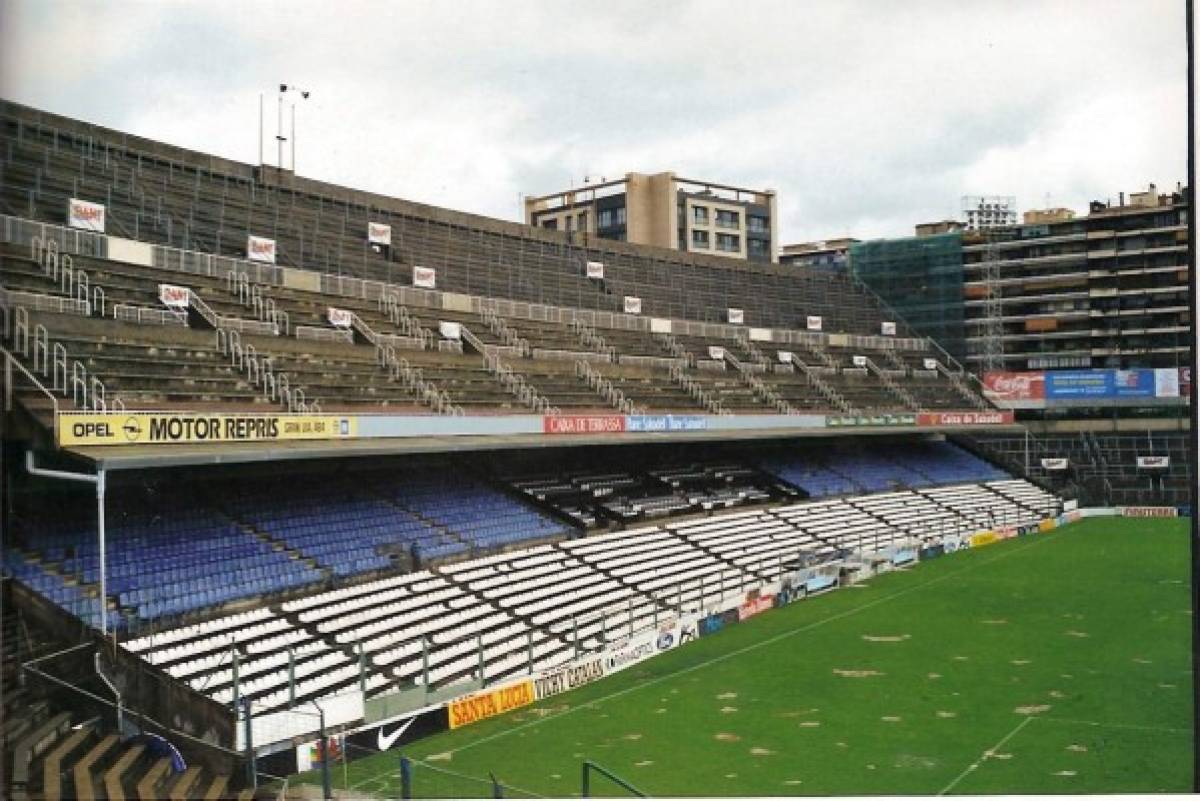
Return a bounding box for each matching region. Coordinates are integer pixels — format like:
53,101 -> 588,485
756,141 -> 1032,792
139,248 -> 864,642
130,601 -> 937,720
715,209 -> 740,229
747,215 -> 768,233
541,218 -> 557,230
716,233 -> 740,252
691,229 -> 710,249
615,207 -> 627,225
577,212 -> 588,231
748,238 -> 768,258
598,209 -> 613,228
692,206 -> 709,225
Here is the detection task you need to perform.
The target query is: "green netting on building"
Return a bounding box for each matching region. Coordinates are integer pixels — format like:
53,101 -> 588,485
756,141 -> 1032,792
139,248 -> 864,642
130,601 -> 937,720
850,233 -> 965,360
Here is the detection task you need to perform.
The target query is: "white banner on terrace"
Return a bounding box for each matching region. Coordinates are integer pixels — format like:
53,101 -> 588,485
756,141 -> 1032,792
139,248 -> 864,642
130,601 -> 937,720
158,284 -> 190,309
585,261 -> 605,279
623,296 -> 642,315
368,222 -> 392,246
328,308 -> 353,329
881,321 -> 897,336
247,235 -> 276,264
649,317 -> 672,334
707,346 -> 725,360
852,355 -> 867,367
68,198 -> 106,232
439,321 -> 462,340
777,350 -> 795,364
806,315 -> 823,331
727,308 -> 744,325
413,266 -> 436,289
1040,457 -> 1069,470
1154,368 -> 1180,398
1136,455 -> 1170,469
923,358 -> 938,370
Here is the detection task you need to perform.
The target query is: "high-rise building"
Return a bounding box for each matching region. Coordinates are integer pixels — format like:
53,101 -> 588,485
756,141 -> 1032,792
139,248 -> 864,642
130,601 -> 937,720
523,172 -> 778,264
962,195 -> 1018,231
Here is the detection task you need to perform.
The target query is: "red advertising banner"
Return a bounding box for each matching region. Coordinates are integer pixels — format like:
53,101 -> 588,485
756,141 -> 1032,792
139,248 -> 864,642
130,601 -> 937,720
982,371 -> 1045,401
737,595 -> 775,621
542,415 -> 626,435
917,411 -> 1015,427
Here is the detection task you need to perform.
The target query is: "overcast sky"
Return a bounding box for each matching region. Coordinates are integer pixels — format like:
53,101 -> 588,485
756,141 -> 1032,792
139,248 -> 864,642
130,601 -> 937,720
0,0 -> 1188,243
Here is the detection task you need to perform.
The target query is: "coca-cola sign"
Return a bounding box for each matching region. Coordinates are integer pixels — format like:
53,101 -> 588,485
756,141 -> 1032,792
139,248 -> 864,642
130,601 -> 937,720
982,371 -> 1045,401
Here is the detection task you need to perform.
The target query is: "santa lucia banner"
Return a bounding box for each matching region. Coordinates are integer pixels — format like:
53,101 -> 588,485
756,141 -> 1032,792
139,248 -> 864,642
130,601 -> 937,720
447,680 -> 534,729
59,412 -> 356,447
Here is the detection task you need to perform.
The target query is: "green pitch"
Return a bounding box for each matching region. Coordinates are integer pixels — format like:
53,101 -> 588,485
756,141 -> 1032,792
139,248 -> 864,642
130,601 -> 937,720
303,517 -> 1193,797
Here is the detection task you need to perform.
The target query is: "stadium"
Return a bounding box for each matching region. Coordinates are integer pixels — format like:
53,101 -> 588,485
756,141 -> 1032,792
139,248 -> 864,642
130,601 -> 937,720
0,6 -> 1195,800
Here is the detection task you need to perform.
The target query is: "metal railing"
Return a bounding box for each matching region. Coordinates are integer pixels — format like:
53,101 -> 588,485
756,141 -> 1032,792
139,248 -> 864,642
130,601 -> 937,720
567,319 -> 617,362
480,307 -> 531,357
864,357 -> 923,412
112,303 -> 188,327
226,270 -> 290,336
575,360 -> 636,413
723,350 -> 792,414
783,353 -> 855,415
667,363 -> 725,416
215,328 -> 316,413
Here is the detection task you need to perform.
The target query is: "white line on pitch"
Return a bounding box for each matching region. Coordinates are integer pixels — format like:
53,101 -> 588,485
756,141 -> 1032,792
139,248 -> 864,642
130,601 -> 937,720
938,715 -> 1036,796
1041,716 -> 1190,735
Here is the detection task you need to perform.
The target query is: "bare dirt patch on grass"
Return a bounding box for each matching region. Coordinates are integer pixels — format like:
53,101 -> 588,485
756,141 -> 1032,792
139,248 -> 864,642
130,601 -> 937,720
1014,704 -> 1052,715
862,634 -> 911,642
833,668 -> 884,678
714,732 -> 741,742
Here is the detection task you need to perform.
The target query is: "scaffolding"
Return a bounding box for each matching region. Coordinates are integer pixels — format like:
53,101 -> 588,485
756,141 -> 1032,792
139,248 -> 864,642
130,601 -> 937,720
849,233 -> 966,360
979,237 -> 1005,372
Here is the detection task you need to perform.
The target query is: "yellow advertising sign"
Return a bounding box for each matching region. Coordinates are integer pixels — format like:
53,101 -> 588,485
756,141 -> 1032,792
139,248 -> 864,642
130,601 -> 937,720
447,680 -> 534,730
969,531 -> 999,548
1038,518 -> 1057,533
58,413 -> 357,447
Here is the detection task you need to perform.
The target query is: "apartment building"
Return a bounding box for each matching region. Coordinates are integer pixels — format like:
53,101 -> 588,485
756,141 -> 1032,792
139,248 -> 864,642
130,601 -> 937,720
962,183 -> 1189,374
779,237 -> 858,270
523,172 -> 778,264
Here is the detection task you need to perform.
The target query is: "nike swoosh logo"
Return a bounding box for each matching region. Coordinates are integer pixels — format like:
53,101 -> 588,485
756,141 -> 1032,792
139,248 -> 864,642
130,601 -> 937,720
376,716 -> 417,751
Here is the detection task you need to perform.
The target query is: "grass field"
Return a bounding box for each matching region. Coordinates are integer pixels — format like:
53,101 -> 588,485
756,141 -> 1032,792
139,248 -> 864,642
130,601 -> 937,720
301,517 -> 1193,797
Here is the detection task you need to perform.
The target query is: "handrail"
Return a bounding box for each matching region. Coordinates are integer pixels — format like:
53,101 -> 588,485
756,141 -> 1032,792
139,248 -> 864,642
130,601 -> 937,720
7,213 -> 934,367
723,350 -> 792,414
1,346 -> 60,440
864,357 -> 922,412
786,354 -> 855,415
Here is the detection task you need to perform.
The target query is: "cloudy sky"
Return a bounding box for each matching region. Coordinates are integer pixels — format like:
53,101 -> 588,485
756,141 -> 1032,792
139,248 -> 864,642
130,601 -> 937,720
0,0 -> 1188,243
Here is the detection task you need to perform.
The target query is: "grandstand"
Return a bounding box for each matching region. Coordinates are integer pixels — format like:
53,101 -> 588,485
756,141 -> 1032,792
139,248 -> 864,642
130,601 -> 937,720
0,99 -> 1082,800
